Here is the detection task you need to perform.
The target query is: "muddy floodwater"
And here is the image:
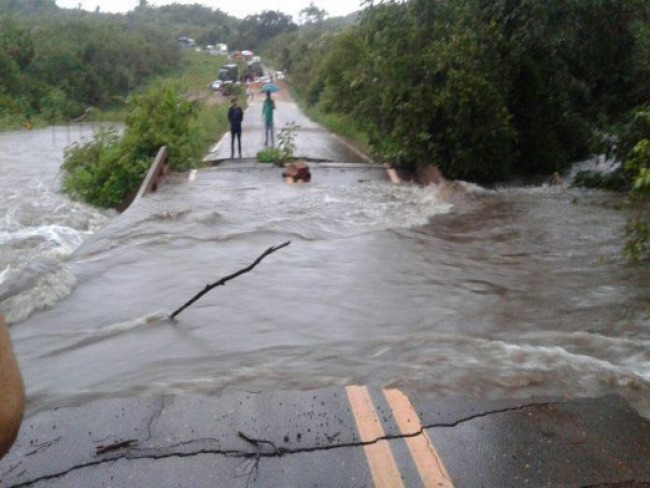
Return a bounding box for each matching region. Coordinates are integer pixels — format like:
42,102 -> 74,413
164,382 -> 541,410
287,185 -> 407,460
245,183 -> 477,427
1,126 -> 649,418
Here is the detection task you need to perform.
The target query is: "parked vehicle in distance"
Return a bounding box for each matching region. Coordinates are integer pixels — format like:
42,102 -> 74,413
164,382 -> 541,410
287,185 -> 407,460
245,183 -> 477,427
218,64 -> 239,82
210,63 -> 240,95
246,61 -> 264,79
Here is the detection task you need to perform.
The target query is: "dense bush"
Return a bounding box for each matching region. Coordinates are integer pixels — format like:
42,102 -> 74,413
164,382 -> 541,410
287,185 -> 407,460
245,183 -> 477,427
61,83 -> 200,208
61,128 -> 129,208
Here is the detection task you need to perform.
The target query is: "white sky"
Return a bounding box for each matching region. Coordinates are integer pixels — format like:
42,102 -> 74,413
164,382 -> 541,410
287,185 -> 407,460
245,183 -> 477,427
55,0 -> 362,23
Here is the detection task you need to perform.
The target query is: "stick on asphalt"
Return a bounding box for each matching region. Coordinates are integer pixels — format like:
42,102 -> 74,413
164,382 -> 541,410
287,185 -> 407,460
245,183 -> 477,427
170,241 -> 291,320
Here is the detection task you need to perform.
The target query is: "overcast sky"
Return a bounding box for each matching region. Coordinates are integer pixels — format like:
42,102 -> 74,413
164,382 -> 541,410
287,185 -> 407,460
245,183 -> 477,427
55,0 -> 362,23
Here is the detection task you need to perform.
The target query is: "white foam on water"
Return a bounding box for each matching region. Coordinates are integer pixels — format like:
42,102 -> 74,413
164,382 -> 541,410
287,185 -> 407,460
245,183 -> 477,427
1,266 -> 77,324
318,182 -> 454,230
477,340 -> 650,417
568,154 -> 620,179
29,310 -> 173,361
93,310 -> 171,337
0,225 -> 94,322
0,225 -> 88,260
0,266 -> 10,286
1,212 -> 112,321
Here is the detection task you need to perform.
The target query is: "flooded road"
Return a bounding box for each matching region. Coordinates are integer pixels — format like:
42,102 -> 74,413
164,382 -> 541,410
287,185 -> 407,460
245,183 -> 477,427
1,109 -> 649,419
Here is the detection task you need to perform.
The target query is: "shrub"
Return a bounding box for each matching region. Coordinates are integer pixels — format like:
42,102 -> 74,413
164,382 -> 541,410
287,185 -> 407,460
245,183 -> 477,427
61,128 -> 133,208
121,82 -> 199,171
277,122 -> 298,163
256,147 -> 281,163
61,83 -> 201,208
222,83 -> 244,97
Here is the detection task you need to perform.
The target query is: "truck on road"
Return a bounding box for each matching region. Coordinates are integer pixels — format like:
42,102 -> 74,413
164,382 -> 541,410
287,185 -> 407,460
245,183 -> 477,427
218,64 -> 239,83
246,60 -> 263,80
211,63 -> 240,93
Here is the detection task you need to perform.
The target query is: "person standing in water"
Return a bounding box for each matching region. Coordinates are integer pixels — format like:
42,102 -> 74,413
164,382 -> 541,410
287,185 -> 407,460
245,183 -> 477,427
228,97 -> 244,158
262,92 -> 275,147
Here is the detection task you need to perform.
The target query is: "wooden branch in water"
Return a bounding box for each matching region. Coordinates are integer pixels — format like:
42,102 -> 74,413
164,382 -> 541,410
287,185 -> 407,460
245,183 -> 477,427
170,241 -> 291,320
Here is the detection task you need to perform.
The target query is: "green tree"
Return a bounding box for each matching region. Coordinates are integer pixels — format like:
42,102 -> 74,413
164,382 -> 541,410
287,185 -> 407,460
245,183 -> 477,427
299,2 -> 328,25
0,0 -> 57,14
235,10 -> 297,50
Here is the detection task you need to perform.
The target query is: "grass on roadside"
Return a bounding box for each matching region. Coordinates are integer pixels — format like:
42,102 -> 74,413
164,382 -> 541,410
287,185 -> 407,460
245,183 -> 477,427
160,50 -> 230,96
287,83 -> 372,158
97,50 -> 229,123
305,106 -> 371,155
187,102 -> 230,167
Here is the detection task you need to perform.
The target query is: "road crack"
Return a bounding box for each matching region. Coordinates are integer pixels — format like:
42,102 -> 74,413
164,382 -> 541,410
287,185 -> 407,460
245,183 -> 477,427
7,399 -> 630,487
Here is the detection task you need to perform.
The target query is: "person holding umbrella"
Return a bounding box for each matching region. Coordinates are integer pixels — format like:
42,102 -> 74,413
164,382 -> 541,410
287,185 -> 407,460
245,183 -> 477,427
261,82 -> 279,147
228,97 -> 244,158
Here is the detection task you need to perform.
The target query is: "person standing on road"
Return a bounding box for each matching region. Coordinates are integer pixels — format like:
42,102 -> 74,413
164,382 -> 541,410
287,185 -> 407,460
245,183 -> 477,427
262,92 -> 275,147
228,97 -> 244,158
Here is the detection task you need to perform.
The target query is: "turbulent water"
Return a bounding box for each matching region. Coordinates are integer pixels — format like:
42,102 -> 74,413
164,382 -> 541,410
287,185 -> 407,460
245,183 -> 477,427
1,128 -> 649,418
0,126 -> 115,323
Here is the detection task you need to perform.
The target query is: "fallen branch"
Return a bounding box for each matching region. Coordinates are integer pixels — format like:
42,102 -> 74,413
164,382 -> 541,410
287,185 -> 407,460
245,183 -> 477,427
170,241 -> 291,320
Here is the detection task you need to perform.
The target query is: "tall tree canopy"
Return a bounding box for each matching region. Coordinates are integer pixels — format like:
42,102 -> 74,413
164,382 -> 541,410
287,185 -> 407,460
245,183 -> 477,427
266,0 -> 650,182
234,10 -> 297,50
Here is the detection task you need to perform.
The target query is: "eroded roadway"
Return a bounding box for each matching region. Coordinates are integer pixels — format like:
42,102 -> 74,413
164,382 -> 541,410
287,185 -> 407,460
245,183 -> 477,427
3,86 -> 650,487
1,387 -> 649,487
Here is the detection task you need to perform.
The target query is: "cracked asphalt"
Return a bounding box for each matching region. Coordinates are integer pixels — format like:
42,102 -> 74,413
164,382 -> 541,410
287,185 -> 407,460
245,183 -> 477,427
1,388 -> 649,487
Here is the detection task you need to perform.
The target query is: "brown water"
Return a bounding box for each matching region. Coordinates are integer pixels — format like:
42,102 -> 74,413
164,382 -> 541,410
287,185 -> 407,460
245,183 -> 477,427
1,128 -> 649,418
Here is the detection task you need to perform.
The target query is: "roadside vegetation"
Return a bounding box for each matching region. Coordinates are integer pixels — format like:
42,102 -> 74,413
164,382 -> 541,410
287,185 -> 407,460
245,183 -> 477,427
60,60 -> 234,208
62,83 -> 200,208
622,108 -> 650,260
263,0 -> 650,260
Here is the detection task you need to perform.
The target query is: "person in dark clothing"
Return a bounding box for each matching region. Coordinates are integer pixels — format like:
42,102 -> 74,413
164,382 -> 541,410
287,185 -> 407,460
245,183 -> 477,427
228,98 -> 244,158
